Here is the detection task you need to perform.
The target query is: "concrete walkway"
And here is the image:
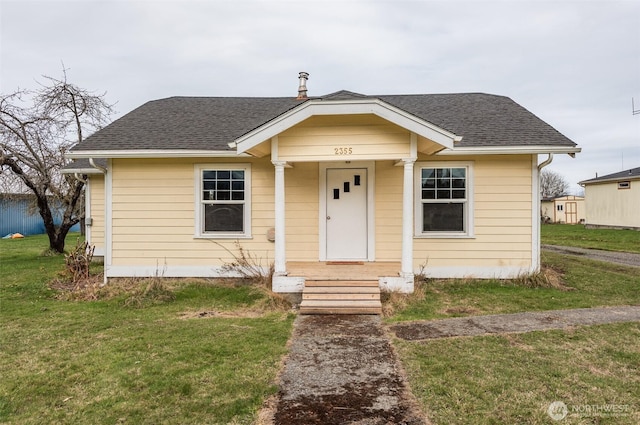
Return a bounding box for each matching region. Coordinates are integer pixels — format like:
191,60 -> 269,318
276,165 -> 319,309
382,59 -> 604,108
390,305 -> 640,340
542,244 -> 640,268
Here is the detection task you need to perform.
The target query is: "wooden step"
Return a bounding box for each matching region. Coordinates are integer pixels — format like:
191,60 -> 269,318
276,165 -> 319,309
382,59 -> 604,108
299,280 -> 382,315
304,280 -> 379,287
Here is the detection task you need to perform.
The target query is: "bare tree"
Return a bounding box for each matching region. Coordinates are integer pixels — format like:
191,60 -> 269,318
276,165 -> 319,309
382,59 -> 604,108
540,169 -> 570,199
0,68 -> 114,253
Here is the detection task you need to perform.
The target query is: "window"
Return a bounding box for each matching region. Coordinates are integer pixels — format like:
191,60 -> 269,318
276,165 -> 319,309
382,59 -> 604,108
195,164 -> 251,238
557,204 -> 563,211
618,181 -> 630,190
416,162 -> 473,237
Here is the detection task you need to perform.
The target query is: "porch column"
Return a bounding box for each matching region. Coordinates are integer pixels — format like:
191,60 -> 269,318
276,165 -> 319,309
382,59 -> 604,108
401,158 -> 415,278
273,160 -> 287,275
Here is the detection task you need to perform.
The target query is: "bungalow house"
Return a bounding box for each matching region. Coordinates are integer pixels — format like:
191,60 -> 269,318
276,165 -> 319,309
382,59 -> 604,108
64,73 -> 579,313
540,195 -> 585,224
579,167 -> 640,230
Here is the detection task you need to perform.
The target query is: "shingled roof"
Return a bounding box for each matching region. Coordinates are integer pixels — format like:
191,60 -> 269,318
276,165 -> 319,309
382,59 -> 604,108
70,91 -> 577,153
580,166 -> 640,185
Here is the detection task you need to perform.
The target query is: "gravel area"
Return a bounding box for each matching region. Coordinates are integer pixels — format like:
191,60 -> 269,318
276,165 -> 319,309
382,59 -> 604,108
542,244 -> 640,267
390,306 -> 640,341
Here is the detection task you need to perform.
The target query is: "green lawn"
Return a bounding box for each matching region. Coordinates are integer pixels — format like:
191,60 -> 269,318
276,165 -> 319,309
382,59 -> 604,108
390,240 -> 640,424
0,234 -> 294,425
388,251 -> 640,322
541,223 -> 640,253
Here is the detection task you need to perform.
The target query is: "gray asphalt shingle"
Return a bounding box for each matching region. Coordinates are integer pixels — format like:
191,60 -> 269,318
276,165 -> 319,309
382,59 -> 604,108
70,91 -> 576,152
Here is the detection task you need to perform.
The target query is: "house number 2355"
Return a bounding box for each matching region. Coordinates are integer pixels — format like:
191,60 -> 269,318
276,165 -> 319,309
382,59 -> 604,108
334,147 -> 353,155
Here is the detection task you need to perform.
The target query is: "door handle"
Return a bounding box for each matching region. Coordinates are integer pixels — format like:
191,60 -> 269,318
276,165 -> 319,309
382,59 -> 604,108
327,216 -> 331,220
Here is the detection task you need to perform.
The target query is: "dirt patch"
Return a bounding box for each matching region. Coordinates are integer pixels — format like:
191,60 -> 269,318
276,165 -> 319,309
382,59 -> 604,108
177,310 -> 264,319
268,315 -> 428,425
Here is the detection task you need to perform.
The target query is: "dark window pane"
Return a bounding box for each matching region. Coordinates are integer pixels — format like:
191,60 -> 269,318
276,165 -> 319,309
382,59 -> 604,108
422,189 -> 435,200
436,189 -> 451,199
203,190 -> 215,201
452,190 -> 466,199
423,178 -> 435,189
438,178 -> 451,188
451,168 -> 466,178
452,178 -> 465,188
231,170 -> 244,180
436,168 -> 450,178
217,181 -> 230,191
232,181 -> 244,191
422,168 -> 435,179
203,181 -> 216,190
422,203 -> 464,232
203,171 -> 216,179
204,204 -> 244,232
216,191 -> 230,200
217,170 -> 230,179
231,192 -> 244,200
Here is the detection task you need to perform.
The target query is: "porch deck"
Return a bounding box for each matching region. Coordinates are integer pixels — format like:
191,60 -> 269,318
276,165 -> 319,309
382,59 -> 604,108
287,261 -> 401,281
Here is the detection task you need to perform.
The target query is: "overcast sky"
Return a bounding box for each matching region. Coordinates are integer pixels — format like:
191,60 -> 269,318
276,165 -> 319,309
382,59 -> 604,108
2,0 -> 639,193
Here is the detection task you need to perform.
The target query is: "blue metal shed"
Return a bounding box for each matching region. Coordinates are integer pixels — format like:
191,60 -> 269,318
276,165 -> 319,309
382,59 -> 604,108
0,194 -> 80,237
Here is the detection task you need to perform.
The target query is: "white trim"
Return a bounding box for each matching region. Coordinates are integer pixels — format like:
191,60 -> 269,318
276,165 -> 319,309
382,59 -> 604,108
273,160 -> 287,275
104,159 -> 113,285
105,264 -> 265,278
531,155 -> 541,273
436,146 -> 581,156
84,178 -> 92,246
67,150 -> 246,159
418,265 -> 534,279
401,159 -> 415,278
235,99 -> 459,153
193,163 -> 252,239
319,161 -> 376,261
93,247 -> 105,257
414,161 -> 475,238
60,167 -> 104,175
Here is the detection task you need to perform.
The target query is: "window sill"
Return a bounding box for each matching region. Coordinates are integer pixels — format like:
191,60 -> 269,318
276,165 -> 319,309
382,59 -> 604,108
414,233 -> 475,239
194,234 -> 252,240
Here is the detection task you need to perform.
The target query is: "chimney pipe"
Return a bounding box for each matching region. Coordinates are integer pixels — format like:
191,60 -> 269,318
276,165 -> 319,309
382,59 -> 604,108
297,72 -> 309,99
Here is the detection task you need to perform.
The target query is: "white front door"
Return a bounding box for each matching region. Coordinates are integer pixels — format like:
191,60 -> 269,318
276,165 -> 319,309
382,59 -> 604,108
326,168 -> 368,260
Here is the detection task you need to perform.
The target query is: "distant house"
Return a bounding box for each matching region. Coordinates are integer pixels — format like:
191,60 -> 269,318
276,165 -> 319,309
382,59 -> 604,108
540,195 -> 585,224
64,74 -> 580,303
579,167 -> 640,230
0,194 -> 81,236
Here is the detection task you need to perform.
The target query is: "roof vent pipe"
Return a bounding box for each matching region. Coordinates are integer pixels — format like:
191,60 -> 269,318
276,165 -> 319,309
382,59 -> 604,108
297,72 -> 309,99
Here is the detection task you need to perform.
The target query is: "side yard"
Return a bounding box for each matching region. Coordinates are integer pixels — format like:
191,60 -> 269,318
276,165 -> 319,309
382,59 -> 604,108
0,234 -> 294,425
389,225 -> 640,424
541,223 -> 640,253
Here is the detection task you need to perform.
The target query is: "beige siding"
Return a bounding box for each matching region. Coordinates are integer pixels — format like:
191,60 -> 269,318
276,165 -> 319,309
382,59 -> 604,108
375,161 -> 403,260
88,176 -> 105,250
285,162 -> 319,260
110,158 -> 276,268
413,155 -> 533,270
278,115 -> 411,162
585,180 -> 640,228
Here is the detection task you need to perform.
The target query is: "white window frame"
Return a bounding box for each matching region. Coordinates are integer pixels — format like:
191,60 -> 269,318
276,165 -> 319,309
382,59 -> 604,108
414,161 -> 474,238
194,163 -> 252,239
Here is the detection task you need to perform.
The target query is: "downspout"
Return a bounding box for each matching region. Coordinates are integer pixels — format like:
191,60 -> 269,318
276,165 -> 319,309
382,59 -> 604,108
537,153 -> 554,171
533,153 -> 553,275
89,158 -> 107,174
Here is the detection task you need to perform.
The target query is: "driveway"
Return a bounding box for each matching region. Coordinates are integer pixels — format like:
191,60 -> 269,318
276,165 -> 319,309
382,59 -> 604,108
542,244 -> 640,268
